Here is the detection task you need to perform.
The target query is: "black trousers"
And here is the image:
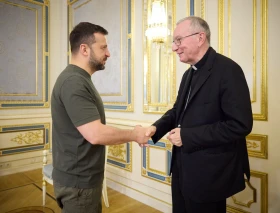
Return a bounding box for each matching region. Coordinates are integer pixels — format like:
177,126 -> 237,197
171,155 -> 226,213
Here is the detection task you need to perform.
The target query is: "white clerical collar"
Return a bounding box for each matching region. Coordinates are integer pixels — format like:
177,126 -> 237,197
192,65 -> 198,70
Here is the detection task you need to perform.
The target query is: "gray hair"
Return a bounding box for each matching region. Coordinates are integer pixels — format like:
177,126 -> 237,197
177,16 -> 211,44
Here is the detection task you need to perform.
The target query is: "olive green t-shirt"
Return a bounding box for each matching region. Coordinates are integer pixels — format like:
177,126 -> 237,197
51,64 -> 105,188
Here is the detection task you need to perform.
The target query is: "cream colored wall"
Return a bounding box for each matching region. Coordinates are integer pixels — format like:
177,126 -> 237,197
0,0 -> 279,212
106,0 -> 280,213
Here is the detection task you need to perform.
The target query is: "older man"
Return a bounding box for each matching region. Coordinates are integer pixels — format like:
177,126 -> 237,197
147,16 -> 253,213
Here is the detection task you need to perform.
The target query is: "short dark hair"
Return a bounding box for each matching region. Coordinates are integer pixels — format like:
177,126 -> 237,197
69,22 -> 108,54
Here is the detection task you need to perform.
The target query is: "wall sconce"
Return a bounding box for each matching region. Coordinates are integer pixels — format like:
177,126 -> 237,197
145,0 -> 170,44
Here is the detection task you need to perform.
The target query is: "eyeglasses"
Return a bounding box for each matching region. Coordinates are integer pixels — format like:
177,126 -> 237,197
172,32 -> 200,46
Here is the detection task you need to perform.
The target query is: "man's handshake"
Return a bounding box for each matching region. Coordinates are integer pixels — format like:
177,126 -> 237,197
131,125 -> 182,147
131,125 -> 157,145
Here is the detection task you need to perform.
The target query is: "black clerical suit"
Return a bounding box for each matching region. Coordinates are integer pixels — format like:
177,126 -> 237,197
151,47 -> 253,213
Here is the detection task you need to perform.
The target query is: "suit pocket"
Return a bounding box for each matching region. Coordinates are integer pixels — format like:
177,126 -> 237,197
182,150 -> 237,192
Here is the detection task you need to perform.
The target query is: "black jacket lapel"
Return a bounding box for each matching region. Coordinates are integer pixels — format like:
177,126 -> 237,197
188,48 -> 217,103
176,68 -> 193,118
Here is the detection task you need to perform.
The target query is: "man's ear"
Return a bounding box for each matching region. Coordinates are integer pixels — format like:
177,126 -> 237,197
198,32 -> 206,47
79,44 -> 89,56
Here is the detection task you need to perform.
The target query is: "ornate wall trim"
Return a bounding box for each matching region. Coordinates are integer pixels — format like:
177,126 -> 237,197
218,0 -> 268,120
143,0 -> 176,114
107,142 -> 132,172
0,123 -> 50,156
227,170 -> 268,213
0,0 -> 50,109
142,139 -> 172,185
247,134 -> 268,159
68,0 -> 134,112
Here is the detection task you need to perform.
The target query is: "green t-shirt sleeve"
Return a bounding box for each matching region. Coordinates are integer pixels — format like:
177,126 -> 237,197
60,76 -> 100,127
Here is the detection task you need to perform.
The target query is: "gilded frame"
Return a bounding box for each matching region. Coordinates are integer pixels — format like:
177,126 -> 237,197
189,0 -> 268,120
0,0 -> 50,109
218,0 -> 268,120
142,139 -> 172,185
186,0 -> 205,19
143,0 -> 177,114
107,142 -> 132,172
246,134 -> 268,159
227,170 -> 268,213
67,0 -> 134,112
0,123 -> 50,156
231,180 -> 257,207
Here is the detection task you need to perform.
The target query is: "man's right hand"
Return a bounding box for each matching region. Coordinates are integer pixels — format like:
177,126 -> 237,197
132,125 -> 150,144
132,125 -> 157,147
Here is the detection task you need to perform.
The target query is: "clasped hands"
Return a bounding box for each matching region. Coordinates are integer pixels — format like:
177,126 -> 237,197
132,125 -> 156,146
133,126 -> 182,147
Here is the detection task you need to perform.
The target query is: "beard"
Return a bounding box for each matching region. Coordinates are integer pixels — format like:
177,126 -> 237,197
89,50 -> 106,71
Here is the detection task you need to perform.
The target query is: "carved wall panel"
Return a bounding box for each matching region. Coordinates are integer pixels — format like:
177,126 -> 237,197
142,139 -> 172,185
0,0 -> 50,109
0,123 -> 50,156
68,0 -> 134,111
107,142 -> 132,172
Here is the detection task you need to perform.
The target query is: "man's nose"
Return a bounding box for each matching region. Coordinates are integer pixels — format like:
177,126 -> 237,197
106,50 -> 110,57
172,43 -> 178,52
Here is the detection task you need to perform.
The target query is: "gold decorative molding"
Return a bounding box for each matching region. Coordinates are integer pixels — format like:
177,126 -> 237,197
73,0 -> 91,9
252,0 -> 257,103
142,168 -> 147,175
218,0 -> 224,54
107,142 -> 132,172
143,0 -> 176,114
11,130 -> 43,145
227,0 -> 231,58
227,0 -> 256,102
220,0 -> 268,120
0,0 -> 50,109
193,0 -> 205,18
72,0 -> 123,98
165,176 -> 171,184
227,170 -> 268,213
108,144 -> 126,161
231,180 -> 256,207
246,134 -> 268,159
165,143 -> 172,151
247,141 -> 259,149
252,170 -> 268,213
24,0 -> 49,6
201,0 -> 205,19
125,164 -> 131,171
0,123 -> 50,156
68,0 -> 134,112
186,0 -> 190,16
142,139 -> 172,185
227,205 -> 250,213
256,0 -> 268,121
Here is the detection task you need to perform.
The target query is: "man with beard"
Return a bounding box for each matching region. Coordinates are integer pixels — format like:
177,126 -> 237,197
51,22 -> 152,213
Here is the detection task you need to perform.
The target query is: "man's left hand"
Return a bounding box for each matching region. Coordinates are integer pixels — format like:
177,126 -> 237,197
167,128 -> 182,147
